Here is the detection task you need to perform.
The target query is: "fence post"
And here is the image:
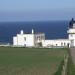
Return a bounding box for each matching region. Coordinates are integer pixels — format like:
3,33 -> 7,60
61,55 -> 68,75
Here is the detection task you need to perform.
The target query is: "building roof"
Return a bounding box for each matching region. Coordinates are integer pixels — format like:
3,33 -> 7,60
69,18 -> 75,28
17,32 -> 45,36
19,29 -> 44,35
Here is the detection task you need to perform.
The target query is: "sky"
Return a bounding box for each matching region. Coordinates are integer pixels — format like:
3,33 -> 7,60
0,0 -> 75,21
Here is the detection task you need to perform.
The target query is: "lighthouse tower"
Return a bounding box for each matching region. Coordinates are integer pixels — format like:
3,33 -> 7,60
67,18 -> 75,47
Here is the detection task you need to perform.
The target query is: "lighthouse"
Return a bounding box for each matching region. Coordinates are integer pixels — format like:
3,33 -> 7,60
13,18 -> 75,48
67,18 -> 75,47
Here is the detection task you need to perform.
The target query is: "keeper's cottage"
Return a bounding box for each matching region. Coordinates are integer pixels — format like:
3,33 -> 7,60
13,29 -> 45,47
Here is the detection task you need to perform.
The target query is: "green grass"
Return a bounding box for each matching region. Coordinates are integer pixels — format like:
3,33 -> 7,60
0,47 -> 68,75
54,60 -> 64,75
67,50 -> 75,75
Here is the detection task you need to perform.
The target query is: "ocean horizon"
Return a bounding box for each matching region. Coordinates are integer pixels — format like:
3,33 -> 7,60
0,20 -> 69,44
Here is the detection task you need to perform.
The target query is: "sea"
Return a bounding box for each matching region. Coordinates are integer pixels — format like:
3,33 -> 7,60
0,21 -> 69,44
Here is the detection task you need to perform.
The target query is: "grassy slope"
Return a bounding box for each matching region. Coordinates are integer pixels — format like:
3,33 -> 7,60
0,47 -> 68,75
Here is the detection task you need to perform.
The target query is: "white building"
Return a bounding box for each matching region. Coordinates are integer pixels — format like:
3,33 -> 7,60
13,18 -> 75,48
13,29 -> 45,47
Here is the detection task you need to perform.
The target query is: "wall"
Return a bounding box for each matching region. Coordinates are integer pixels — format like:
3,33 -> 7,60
23,34 -> 34,47
69,34 -> 75,46
16,34 -> 34,47
13,36 -> 17,45
34,33 -> 45,46
42,39 -> 70,47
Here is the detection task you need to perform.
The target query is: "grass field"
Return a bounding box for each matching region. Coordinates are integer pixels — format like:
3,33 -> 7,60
0,47 -> 68,75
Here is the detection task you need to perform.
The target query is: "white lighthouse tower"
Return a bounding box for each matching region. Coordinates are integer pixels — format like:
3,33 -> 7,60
67,18 -> 75,47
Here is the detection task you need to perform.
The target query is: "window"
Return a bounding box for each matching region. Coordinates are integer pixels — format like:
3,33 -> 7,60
37,36 -> 39,39
24,44 -> 26,46
37,36 -> 40,40
61,42 -> 63,46
67,43 -> 69,47
41,36 -> 44,40
56,44 -> 58,46
64,43 -> 66,46
38,36 -> 40,40
24,37 -> 26,41
70,34 -> 73,37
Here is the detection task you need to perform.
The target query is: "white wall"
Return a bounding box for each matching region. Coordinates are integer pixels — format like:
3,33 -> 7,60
13,34 -> 35,47
34,34 -> 45,43
42,39 -> 70,47
23,34 -> 34,47
69,34 -> 75,46
13,36 -> 17,45
67,28 -> 75,46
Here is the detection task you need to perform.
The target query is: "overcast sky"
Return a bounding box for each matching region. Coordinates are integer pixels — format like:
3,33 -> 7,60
0,0 -> 75,21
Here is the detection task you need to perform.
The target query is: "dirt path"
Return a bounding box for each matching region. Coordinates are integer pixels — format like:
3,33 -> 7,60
69,48 -> 75,64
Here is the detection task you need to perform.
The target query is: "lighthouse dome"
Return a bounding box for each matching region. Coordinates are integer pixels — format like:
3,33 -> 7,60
69,18 -> 75,28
